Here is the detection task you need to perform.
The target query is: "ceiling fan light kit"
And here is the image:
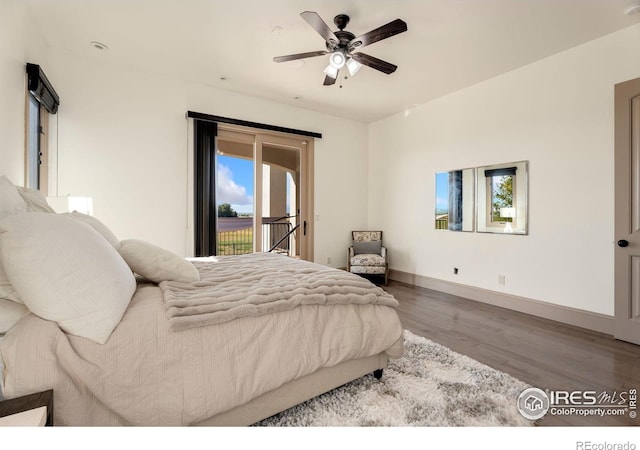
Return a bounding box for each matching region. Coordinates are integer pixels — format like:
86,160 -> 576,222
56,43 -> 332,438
273,11 -> 407,86
346,58 -> 362,76
323,65 -> 339,79
329,51 -> 346,69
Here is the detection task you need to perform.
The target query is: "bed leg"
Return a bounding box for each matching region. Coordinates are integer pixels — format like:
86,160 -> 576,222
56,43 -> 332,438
373,369 -> 383,380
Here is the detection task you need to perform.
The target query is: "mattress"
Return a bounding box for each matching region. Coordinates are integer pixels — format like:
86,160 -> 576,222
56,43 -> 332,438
0,280 -> 403,425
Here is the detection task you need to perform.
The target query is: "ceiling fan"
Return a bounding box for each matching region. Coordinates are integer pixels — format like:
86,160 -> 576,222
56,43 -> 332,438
273,11 -> 408,86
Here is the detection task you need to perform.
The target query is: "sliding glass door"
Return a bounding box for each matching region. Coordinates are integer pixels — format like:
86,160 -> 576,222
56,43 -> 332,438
193,120 -> 314,261
215,130 -> 255,255
255,135 -> 306,258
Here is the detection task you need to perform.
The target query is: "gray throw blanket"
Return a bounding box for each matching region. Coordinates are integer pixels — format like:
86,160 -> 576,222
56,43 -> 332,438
160,253 -> 398,331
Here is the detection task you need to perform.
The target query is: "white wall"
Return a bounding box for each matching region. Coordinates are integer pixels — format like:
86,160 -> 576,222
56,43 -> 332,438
0,0 -> 26,183
44,50 -> 369,261
0,0 -> 45,184
369,24 -> 640,316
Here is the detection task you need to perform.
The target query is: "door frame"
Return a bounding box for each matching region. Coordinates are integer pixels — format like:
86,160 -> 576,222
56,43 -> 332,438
614,76 -> 640,345
254,131 -> 314,260
187,114 -> 316,261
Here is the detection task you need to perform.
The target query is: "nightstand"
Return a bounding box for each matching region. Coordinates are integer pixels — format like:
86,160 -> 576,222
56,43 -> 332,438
0,390 -> 53,426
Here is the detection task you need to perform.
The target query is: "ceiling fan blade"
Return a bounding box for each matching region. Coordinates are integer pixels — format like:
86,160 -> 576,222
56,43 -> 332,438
350,53 -> 398,74
323,74 -> 337,86
348,18 -> 407,50
300,11 -> 339,47
273,50 -> 328,63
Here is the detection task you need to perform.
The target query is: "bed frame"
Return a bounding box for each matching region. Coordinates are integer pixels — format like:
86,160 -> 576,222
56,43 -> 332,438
194,352 -> 387,426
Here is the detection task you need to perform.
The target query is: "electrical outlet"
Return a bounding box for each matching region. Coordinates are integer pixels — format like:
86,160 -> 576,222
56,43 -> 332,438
498,275 -> 506,285
453,267 -> 459,275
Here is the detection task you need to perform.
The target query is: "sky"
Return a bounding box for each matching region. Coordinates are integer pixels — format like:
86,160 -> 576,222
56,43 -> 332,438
217,155 -> 253,214
435,172 -> 448,212
217,154 -> 295,217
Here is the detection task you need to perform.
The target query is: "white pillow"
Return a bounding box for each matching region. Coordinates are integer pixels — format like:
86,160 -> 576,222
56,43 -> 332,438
17,186 -> 55,213
0,226 -> 21,304
0,177 -> 28,304
0,213 -> 136,344
0,176 -> 27,219
64,211 -> 121,249
0,258 -> 21,304
119,239 -> 200,283
0,298 -> 29,333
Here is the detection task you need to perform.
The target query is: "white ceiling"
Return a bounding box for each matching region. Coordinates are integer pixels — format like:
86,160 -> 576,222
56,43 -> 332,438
24,0 -> 640,123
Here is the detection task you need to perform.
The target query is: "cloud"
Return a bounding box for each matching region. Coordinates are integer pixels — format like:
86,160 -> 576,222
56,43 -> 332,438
217,164 -> 253,206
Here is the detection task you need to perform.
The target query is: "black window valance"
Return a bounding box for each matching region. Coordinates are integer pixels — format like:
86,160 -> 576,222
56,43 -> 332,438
485,167 -> 517,178
187,111 -> 321,139
26,63 -> 60,114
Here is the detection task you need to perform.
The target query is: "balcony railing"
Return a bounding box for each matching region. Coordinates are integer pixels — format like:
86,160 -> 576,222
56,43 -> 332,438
435,214 -> 449,230
217,225 -> 253,256
263,215 -> 297,255
216,216 -> 298,256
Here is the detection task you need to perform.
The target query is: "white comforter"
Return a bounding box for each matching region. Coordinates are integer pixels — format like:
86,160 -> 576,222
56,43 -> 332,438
0,273 -> 403,425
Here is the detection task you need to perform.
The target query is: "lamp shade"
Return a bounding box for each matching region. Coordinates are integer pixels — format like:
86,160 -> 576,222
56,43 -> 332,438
47,196 -> 94,215
323,65 -> 338,79
346,58 -> 362,76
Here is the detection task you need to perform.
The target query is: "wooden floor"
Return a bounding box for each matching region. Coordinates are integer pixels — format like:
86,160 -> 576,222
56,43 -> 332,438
383,280 -> 640,426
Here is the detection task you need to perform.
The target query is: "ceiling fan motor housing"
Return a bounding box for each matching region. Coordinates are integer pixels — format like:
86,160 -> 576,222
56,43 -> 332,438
324,14 -> 356,52
326,30 -> 356,51
334,14 -> 350,30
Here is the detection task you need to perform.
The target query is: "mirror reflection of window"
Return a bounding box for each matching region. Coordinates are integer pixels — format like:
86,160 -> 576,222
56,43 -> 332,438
449,170 -> 463,231
485,167 -> 517,228
435,172 -> 449,230
477,162 -> 527,234
490,175 -> 513,223
435,168 -> 475,232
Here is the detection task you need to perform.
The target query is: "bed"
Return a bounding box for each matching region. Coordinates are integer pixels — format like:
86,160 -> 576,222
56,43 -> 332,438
0,176 -> 404,426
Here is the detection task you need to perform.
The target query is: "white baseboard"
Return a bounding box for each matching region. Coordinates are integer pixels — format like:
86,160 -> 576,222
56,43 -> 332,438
389,269 -> 613,335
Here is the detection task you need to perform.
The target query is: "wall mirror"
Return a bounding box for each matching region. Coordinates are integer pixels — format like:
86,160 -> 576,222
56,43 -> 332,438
476,160 -> 528,234
435,168 -> 475,231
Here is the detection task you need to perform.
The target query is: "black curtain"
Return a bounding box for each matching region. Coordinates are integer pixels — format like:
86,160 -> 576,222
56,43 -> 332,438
194,120 -> 217,256
448,170 -> 463,231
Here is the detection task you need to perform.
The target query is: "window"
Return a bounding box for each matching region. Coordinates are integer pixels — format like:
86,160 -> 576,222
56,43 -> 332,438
26,95 -> 47,191
489,174 -> 514,223
484,167 -> 517,229
477,161 -> 528,234
25,63 -> 59,193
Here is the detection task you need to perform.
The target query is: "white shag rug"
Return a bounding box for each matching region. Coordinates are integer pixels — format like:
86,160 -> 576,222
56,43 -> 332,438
256,330 -> 533,426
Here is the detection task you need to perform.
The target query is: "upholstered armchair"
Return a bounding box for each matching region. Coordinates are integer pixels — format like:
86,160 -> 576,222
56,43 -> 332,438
347,231 -> 389,285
